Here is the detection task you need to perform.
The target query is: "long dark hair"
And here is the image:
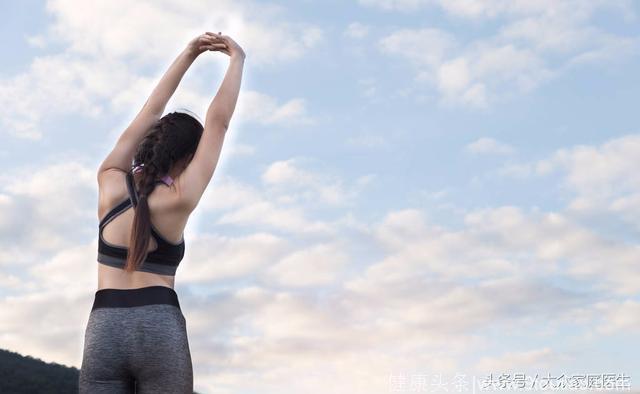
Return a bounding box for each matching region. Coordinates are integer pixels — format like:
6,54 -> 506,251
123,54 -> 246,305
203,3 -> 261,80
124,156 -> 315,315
125,110 -> 203,272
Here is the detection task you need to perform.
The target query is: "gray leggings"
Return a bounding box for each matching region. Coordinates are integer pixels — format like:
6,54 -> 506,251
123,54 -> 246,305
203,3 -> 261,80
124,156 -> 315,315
79,286 -> 193,393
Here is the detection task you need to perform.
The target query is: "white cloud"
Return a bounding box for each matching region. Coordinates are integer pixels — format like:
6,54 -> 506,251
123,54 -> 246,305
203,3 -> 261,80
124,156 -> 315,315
537,135 -> 640,196
0,55 -> 113,139
475,347 -> 556,372
25,34 -> 47,49
0,286 -> 93,367
27,242 -> 97,296
45,0 -> 323,65
357,77 -> 379,100
344,22 -> 370,39
496,162 -> 533,178
180,232 -> 289,283
380,28 -> 455,69
372,0 -> 638,107
264,242 -> 349,287
262,159 -> 313,185
216,200 -> 334,235
360,0 -> 634,21
198,174 -> 263,211
182,283 -> 466,392
358,0 -> 430,12
594,299 -> 640,335
465,137 -> 515,155
498,134 -> 640,228
437,57 -> 471,96
346,133 -> 387,148
379,30 -> 554,107
225,142 -> 256,157
195,170 -> 342,234
0,160 -> 96,260
348,204 -> 640,296
1,0 -> 322,139
237,90 -> 315,126
261,158 -> 367,206
0,273 -> 25,290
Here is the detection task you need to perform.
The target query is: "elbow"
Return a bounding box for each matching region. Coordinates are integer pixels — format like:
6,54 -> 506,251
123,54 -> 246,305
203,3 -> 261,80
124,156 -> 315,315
207,114 -> 230,132
219,118 -> 230,131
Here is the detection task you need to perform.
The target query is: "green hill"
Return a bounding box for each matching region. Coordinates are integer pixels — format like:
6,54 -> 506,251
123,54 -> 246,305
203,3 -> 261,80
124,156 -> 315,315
0,348 -> 203,393
0,348 -> 79,393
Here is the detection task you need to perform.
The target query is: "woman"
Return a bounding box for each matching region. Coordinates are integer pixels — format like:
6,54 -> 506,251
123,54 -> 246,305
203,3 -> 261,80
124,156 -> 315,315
79,31 -> 245,393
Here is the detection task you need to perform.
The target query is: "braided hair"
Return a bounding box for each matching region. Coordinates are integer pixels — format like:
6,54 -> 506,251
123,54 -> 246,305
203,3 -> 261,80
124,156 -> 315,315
125,110 -> 203,272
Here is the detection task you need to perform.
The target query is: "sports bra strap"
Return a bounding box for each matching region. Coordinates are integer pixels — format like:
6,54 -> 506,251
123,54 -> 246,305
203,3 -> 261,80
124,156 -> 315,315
126,172 -> 171,208
125,171 -> 139,207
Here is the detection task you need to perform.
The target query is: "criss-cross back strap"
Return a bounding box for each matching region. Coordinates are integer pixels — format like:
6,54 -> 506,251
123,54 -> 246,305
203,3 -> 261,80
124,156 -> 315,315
126,171 -> 172,208
125,171 -> 140,207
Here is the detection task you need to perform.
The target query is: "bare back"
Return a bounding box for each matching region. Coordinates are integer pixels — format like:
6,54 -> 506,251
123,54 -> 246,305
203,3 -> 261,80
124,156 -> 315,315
97,169 -> 191,289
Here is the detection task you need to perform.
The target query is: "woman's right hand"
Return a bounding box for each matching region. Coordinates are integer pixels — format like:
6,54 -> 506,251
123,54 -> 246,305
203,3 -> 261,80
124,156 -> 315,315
205,32 -> 246,60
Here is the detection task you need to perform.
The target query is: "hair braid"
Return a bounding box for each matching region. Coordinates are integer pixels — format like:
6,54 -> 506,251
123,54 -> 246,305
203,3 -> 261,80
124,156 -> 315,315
124,110 -> 204,272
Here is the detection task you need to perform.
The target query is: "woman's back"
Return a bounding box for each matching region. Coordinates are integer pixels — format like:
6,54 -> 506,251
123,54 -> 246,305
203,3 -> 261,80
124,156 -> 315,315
97,169 -> 191,289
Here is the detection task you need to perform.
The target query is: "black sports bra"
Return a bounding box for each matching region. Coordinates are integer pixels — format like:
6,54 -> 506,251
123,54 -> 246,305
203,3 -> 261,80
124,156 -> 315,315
97,171 -> 185,276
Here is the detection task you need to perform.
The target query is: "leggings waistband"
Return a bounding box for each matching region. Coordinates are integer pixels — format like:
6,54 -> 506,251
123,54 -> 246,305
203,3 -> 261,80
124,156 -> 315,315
91,285 -> 181,312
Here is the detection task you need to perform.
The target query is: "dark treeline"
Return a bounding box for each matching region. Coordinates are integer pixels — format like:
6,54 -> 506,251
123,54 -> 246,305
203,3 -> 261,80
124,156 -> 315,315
0,348 -> 78,393
0,348 -> 203,393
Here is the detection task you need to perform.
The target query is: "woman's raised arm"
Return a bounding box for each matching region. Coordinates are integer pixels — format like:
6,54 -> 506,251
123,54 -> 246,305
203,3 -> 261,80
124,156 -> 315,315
97,33 -> 227,176
145,33 -> 227,116
176,33 -> 245,210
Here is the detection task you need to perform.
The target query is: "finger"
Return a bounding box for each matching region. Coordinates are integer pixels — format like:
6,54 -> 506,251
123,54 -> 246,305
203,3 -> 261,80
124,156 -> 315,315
201,44 -> 227,51
200,42 -> 227,48
201,35 -> 223,42
209,36 -> 225,44
199,44 -> 223,50
207,32 -> 227,42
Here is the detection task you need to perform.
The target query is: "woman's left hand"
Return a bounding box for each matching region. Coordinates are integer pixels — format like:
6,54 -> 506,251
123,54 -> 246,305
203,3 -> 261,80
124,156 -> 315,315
186,32 -> 228,58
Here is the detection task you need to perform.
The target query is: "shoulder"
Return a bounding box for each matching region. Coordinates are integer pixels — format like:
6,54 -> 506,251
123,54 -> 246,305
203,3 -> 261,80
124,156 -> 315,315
97,167 -> 130,221
98,166 -> 129,193
98,166 -> 128,181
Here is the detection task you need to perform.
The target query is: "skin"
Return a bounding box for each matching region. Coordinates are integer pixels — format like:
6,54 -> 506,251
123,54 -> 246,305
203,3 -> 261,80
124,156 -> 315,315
96,32 -> 245,290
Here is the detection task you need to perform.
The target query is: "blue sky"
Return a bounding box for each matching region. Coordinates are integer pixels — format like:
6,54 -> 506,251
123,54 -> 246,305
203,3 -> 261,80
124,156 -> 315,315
1,1 -> 640,393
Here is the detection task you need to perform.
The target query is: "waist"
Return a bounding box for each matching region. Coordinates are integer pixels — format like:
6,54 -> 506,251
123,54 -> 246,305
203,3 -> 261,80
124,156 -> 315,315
97,262 -> 176,289
91,285 -> 181,312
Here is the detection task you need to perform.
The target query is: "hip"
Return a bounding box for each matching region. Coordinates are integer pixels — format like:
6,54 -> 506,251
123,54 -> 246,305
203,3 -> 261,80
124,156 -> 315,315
83,286 -> 189,358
